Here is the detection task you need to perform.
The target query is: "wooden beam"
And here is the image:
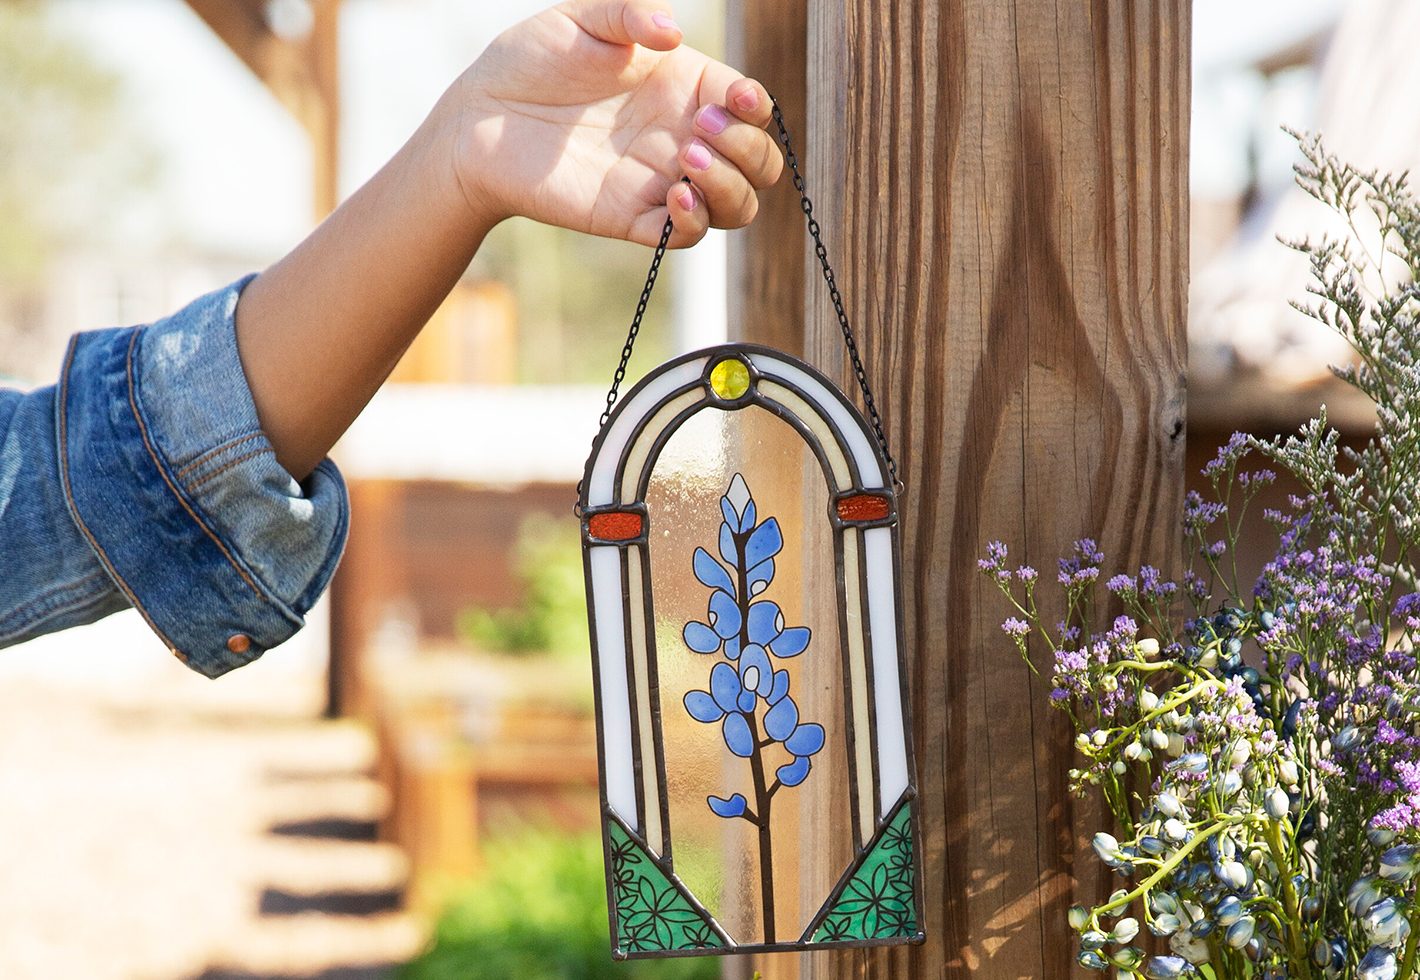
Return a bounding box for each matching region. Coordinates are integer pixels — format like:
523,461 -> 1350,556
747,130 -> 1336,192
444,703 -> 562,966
733,0 -> 1190,976
724,0 -> 807,357
182,0 -> 340,218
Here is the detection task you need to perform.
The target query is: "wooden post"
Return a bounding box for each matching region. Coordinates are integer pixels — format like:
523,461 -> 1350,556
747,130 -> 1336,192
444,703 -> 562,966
730,1 -> 1190,977
724,0 -> 807,357
182,0 -> 341,219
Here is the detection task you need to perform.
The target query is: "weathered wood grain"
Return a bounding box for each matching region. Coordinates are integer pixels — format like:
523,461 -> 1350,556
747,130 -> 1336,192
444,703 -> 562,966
734,1 -> 1191,977
725,0 -> 808,357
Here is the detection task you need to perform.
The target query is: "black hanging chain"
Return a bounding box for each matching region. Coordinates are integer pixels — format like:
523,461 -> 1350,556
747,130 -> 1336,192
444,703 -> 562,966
769,97 -> 900,491
598,194 -> 678,432
581,96 -> 902,508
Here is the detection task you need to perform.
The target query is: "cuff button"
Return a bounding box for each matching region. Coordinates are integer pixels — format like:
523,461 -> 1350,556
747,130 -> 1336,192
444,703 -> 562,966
227,634 -> 252,655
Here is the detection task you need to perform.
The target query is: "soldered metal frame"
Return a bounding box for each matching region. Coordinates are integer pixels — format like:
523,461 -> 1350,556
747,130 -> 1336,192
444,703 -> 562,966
578,343 -> 924,959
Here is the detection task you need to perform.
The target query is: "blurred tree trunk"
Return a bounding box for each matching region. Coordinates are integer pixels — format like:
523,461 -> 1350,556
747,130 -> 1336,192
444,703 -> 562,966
728,1 -> 1191,977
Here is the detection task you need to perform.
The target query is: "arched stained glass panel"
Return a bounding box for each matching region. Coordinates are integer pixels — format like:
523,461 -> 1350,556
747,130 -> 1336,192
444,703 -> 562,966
580,345 -> 923,958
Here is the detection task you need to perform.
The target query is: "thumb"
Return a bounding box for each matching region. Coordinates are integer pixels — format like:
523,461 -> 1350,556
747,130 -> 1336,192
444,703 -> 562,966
558,0 -> 683,51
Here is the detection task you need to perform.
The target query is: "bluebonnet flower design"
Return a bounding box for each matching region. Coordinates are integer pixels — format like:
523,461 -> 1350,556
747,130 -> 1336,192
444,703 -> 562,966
680,473 -> 822,941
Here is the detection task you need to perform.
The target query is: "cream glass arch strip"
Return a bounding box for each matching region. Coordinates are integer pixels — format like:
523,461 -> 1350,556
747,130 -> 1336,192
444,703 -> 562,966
747,353 -> 884,489
587,357 -> 708,507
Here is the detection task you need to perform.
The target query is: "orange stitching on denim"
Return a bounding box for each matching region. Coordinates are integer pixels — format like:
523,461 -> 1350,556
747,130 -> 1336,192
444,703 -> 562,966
56,335 -> 181,654
124,330 -> 260,595
186,447 -> 273,491
175,431 -> 265,480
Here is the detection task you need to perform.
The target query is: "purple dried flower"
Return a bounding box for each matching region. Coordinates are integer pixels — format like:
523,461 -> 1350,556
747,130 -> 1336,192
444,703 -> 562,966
1001,617 -> 1030,638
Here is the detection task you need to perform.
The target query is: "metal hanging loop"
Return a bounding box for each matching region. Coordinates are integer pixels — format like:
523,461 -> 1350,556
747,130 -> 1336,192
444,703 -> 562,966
579,97 -> 903,511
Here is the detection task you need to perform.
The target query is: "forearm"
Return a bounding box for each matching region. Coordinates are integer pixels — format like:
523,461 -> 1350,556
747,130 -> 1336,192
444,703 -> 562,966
234,103 -> 493,480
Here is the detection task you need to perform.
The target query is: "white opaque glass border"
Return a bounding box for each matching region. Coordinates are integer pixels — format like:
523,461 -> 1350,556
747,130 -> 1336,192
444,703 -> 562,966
841,529 -> 877,841
865,526 -> 909,813
590,545 -> 638,827
748,354 -> 884,489
588,359 -> 708,506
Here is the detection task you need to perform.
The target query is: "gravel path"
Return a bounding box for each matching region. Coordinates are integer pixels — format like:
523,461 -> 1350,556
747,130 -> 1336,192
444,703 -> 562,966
0,608 -> 423,980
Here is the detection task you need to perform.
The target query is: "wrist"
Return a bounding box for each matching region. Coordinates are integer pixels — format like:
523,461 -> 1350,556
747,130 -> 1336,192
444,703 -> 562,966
429,77 -> 507,236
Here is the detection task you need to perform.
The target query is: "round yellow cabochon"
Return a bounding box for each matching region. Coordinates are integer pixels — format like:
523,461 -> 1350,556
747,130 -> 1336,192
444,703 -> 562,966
709,357 -> 751,399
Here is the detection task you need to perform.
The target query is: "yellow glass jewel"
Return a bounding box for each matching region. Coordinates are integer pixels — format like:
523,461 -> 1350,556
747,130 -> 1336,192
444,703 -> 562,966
709,358 -> 751,399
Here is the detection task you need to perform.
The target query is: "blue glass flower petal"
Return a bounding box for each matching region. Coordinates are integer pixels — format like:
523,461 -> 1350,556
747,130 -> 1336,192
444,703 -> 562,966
764,695 -> 799,741
747,601 -> 784,646
768,669 -> 790,705
747,558 -> 774,595
739,644 -> 774,697
724,636 -> 741,660
719,524 -> 737,566
709,590 -> 742,639
745,518 -> 783,567
693,547 -> 735,596
720,497 -> 739,532
737,688 -> 758,713
740,500 -> 756,533
785,723 -> 825,757
710,662 -> 742,713
683,622 -> 721,654
723,712 -> 754,757
708,793 -> 747,818
684,690 -> 724,723
770,627 -> 811,658
777,755 -> 811,787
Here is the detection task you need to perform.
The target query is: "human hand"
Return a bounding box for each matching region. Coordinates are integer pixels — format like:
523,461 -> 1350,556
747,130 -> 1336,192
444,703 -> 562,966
442,0 -> 783,248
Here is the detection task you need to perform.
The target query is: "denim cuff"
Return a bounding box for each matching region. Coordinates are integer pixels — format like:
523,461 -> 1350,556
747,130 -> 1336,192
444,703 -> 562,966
56,277 -> 349,677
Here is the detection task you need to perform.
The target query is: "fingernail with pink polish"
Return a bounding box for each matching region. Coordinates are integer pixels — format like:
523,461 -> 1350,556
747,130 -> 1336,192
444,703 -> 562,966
652,13 -> 679,31
685,140 -> 713,171
734,89 -> 760,113
677,185 -> 696,211
697,104 -> 729,135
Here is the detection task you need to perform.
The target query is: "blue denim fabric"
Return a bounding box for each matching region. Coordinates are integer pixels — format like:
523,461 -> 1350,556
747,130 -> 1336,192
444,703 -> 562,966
0,276 -> 349,677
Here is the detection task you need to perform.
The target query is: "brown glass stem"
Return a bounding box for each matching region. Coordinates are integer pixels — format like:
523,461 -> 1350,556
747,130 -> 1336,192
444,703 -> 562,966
745,709 -> 776,942
734,522 -> 776,943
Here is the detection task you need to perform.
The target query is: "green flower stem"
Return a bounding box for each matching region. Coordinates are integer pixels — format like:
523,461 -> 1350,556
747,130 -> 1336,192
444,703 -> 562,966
1401,907 -> 1420,980
1260,816 -> 1314,979
1098,678 -> 1227,758
1091,816 -> 1243,922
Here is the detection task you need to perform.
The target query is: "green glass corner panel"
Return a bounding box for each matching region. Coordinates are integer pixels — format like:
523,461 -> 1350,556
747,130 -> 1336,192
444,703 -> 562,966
811,800 -> 917,943
609,820 -> 727,954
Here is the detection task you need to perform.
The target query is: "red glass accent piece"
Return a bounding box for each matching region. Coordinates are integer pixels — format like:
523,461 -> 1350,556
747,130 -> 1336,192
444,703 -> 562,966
589,511 -> 644,541
836,494 -> 891,522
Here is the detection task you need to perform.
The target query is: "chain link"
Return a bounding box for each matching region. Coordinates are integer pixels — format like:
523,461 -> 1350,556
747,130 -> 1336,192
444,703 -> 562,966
599,199 -> 677,431
580,99 -> 902,508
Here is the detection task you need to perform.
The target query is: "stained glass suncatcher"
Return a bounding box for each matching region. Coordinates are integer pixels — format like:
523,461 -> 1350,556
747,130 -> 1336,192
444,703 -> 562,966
579,344 -> 924,958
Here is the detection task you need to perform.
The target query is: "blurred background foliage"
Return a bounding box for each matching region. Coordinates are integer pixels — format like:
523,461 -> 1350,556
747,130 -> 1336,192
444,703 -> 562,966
0,2 -> 152,286
456,514 -> 590,656
468,218 -> 673,385
400,832 -> 717,980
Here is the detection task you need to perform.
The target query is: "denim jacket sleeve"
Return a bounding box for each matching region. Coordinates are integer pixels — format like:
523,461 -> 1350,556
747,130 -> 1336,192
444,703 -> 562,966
0,276 -> 349,678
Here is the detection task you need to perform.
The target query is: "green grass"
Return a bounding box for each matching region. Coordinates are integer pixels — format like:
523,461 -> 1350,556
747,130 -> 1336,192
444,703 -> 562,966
401,833 -> 719,980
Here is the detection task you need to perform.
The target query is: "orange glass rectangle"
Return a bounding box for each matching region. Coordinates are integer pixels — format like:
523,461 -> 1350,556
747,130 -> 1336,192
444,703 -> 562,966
589,511 -> 644,541
836,495 -> 891,523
